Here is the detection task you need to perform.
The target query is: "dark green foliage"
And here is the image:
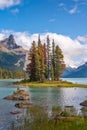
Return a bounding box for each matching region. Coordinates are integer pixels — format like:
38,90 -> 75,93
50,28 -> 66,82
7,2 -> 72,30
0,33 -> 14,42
27,41 -> 37,81
55,45 -> 66,80
0,68 -> 26,79
35,49 -> 41,80
47,35 -> 51,80
0,52 -> 26,79
52,39 -> 55,80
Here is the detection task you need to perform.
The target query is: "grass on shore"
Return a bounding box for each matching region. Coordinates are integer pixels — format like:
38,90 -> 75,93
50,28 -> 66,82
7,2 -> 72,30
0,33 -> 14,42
10,105 -> 87,130
10,116 -> 87,130
15,79 -> 87,88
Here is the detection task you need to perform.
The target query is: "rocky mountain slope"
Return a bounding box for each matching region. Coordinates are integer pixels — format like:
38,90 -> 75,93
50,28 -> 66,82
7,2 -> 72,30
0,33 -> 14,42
0,34 -> 27,70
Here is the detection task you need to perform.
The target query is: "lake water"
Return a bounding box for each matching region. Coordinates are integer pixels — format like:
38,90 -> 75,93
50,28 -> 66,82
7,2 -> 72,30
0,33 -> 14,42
0,78 -> 87,130
62,78 -> 87,84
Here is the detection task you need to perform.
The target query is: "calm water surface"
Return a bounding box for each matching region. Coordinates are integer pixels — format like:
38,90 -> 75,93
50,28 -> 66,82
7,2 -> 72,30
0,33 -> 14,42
62,78 -> 87,84
0,78 -> 87,130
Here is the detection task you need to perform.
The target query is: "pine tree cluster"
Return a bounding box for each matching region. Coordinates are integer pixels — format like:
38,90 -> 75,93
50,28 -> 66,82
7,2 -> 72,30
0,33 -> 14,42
26,35 -> 65,81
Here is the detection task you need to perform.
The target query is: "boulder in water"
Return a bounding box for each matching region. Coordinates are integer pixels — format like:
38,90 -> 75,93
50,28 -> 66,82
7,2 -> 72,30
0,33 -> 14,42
15,102 -> 33,108
80,100 -> 87,106
4,89 -> 30,100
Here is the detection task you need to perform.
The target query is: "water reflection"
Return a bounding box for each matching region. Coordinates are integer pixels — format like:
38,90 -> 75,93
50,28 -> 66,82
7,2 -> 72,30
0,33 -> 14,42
0,80 -> 87,129
28,87 -> 87,110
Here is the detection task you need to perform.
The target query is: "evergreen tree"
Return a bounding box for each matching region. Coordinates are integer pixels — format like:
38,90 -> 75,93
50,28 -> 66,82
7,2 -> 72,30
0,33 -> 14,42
35,48 -> 41,81
37,35 -> 46,81
0,68 -> 26,79
27,41 -> 37,81
26,36 -> 65,81
52,39 -> 55,80
38,34 -> 41,45
43,43 -> 47,78
55,45 -> 65,80
47,35 -> 51,80
37,35 -> 44,81
40,46 -> 45,82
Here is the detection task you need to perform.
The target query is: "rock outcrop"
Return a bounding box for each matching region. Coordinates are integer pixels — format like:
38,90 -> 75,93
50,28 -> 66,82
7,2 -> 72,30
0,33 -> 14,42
4,89 -> 30,100
80,100 -> 87,106
15,102 -> 33,108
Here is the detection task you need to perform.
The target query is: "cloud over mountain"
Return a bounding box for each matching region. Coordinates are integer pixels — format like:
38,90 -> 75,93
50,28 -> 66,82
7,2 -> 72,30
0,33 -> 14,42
0,30 -> 87,68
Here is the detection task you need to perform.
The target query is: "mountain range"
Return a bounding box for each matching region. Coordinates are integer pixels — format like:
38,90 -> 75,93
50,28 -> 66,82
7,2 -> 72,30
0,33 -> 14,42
0,35 -> 87,77
62,62 -> 87,78
0,34 -> 27,70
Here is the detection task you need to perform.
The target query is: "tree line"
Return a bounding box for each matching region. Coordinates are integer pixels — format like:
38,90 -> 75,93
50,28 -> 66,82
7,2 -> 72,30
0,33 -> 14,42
0,68 -> 26,79
26,35 -> 66,81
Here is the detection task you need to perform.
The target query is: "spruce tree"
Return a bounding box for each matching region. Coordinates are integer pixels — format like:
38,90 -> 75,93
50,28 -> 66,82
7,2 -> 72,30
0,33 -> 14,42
52,39 -> 55,80
43,43 -> 47,79
55,45 -> 65,80
47,35 -> 51,80
26,36 -> 65,81
35,48 -> 41,81
27,41 -> 37,81
37,35 -> 45,81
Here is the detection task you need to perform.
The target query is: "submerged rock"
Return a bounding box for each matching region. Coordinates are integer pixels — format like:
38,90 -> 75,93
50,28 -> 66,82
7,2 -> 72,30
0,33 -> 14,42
15,102 -> 33,108
80,100 -> 87,106
4,89 -> 30,100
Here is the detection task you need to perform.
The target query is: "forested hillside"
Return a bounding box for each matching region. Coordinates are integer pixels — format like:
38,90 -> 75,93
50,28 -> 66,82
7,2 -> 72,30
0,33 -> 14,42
0,68 -> 26,79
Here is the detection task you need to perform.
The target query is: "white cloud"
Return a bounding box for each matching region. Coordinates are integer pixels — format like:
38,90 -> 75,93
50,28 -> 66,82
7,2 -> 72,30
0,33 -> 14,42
0,30 -> 87,68
77,35 -> 87,43
58,2 -> 79,14
0,33 -> 5,40
11,8 -> 19,14
0,0 -> 21,9
58,3 -> 65,7
68,5 -> 78,14
49,18 -> 56,23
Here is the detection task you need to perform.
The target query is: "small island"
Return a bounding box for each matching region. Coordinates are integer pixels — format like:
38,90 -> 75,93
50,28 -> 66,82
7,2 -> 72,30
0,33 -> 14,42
15,35 -> 87,88
16,79 -> 87,88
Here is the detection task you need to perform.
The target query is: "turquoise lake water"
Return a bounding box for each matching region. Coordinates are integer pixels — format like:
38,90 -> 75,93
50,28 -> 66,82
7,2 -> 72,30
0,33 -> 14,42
0,78 -> 87,130
62,78 -> 87,84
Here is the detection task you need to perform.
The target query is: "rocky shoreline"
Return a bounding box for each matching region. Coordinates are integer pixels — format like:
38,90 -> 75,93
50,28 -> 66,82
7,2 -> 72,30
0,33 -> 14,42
4,89 -> 30,100
80,100 -> 87,107
4,89 -> 33,114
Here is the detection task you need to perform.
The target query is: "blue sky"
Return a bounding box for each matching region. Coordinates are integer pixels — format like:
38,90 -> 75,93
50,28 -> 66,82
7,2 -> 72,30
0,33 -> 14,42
0,0 -> 87,67
0,0 -> 87,38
